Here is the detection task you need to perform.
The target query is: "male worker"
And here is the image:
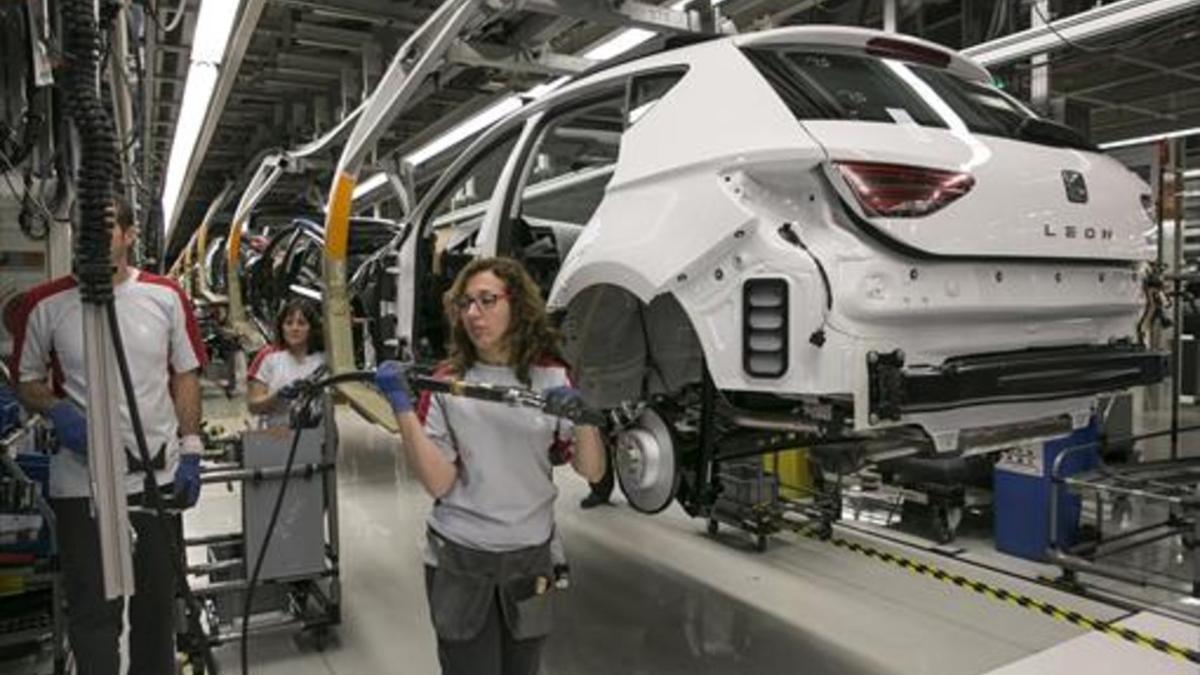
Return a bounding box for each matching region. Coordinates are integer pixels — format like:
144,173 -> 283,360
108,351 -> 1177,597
580,449 -> 614,509
9,197 -> 207,675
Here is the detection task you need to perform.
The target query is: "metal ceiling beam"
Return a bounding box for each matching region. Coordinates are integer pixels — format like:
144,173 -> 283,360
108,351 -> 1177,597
157,43 -> 192,55
274,51 -> 354,74
1093,97 -> 1200,129
273,0 -> 426,29
1115,54 -> 1200,87
293,21 -> 380,51
520,0 -> 702,34
1060,91 -> 1178,121
964,0 -> 1200,66
165,0 -> 269,240
446,40 -> 593,76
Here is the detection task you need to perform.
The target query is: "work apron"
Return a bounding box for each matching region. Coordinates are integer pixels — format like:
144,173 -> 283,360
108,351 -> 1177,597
426,528 -> 556,642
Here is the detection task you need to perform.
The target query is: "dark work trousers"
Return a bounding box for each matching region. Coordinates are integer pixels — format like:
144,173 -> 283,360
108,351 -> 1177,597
589,445 -> 615,501
52,497 -> 179,675
424,565 -> 546,675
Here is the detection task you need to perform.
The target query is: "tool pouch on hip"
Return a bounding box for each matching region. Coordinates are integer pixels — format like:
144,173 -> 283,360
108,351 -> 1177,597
495,536 -> 555,641
427,529 -> 555,642
499,565 -> 555,641
427,534 -> 494,641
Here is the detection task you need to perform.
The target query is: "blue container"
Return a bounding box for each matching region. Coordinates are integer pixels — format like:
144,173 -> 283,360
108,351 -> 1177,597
1,453 -> 52,557
993,420 -> 1099,561
0,386 -> 20,437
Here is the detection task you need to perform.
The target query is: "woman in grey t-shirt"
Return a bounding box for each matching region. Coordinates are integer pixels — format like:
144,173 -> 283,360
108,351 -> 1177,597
375,257 -> 606,675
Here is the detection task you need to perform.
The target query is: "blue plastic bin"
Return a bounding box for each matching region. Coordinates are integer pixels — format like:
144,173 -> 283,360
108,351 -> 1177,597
1,453 -> 52,557
993,420 -> 1099,561
0,386 -> 21,437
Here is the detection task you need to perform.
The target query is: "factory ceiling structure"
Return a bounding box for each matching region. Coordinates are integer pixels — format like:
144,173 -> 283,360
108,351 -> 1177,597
154,0 -> 1200,261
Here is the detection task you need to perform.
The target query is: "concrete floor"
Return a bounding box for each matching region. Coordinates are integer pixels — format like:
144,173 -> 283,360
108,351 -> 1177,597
6,390 -> 1198,674
185,397 -> 1197,675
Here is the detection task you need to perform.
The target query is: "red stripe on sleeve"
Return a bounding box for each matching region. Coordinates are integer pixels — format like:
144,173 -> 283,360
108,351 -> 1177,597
5,276 -> 76,381
534,353 -> 575,386
247,346 -> 278,380
417,362 -> 456,425
416,390 -> 433,425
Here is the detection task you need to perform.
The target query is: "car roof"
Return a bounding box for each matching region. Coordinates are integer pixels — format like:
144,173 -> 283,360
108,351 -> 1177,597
413,26 -> 991,221
732,26 -> 991,83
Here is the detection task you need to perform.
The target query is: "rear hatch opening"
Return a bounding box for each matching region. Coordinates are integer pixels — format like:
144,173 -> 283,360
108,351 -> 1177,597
741,40 -> 1152,263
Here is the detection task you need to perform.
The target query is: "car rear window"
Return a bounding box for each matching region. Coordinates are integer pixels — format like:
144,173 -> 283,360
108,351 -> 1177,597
744,47 -> 1055,146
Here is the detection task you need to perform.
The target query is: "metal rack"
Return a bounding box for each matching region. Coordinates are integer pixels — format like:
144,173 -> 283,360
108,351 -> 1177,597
183,397 -> 342,659
0,417 -> 67,675
1049,428 -> 1200,601
706,459 -> 783,553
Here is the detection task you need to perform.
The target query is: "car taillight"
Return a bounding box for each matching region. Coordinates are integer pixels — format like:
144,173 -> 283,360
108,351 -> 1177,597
835,161 -> 975,218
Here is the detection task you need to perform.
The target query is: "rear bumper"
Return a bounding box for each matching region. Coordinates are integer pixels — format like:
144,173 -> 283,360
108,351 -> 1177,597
868,344 -> 1168,421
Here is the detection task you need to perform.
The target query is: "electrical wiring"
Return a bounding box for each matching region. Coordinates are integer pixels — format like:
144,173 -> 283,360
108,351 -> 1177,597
144,0 -> 187,34
60,1 -> 215,672
0,145 -> 67,240
1029,3 -> 1200,57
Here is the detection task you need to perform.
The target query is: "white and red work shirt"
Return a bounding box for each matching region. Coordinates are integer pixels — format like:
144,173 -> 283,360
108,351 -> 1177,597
8,270 -> 206,498
247,346 -> 325,428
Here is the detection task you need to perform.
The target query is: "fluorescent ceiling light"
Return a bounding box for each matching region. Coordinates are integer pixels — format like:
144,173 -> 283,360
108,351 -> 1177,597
190,1 -> 239,63
404,76 -> 570,166
1098,126 -> 1200,150
160,0 -> 240,236
406,97 -> 524,166
352,172 -> 389,199
581,0 -> 692,61
525,76 -> 571,100
963,0 -> 1200,67
161,65 -> 218,233
403,0 -> 694,169
1184,169 -> 1200,179
584,28 -> 655,60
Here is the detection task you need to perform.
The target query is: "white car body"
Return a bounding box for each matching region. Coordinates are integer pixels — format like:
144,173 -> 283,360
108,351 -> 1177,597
391,26 -> 1163,508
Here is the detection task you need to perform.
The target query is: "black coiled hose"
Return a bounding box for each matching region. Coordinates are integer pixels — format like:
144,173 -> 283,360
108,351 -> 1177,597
61,0 -> 117,303
61,1 -> 215,671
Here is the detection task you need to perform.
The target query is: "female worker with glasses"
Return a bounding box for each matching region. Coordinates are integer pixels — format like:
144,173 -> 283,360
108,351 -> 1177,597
375,257 -> 606,675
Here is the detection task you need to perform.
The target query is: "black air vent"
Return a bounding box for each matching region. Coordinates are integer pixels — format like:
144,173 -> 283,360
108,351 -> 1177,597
743,278 -> 789,378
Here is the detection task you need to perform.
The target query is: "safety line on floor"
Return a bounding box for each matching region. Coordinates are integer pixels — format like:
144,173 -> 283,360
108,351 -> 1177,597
787,524 -> 1200,664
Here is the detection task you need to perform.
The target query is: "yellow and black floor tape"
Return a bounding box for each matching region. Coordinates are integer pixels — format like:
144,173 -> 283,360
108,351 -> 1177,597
785,523 -> 1200,664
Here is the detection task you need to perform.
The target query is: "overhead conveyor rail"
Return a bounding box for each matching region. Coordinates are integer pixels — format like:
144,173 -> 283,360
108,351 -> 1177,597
317,0 -> 716,431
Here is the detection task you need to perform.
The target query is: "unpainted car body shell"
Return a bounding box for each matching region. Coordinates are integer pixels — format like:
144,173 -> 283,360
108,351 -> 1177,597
405,27 -> 1155,451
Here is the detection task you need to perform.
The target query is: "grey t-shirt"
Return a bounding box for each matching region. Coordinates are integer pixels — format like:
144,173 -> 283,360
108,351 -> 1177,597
420,361 -> 574,559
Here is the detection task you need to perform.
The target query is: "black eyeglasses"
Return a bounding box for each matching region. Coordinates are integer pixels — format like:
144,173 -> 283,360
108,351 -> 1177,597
452,291 -> 510,313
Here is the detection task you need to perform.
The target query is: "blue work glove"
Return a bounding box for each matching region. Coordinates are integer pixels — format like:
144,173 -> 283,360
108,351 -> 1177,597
47,400 -> 88,458
173,452 -> 202,509
542,386 -> 605,427
375,361 -> 414,413
277,380 -> 303,401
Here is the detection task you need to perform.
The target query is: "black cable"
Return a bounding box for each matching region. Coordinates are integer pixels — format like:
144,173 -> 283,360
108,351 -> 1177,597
1029,3 -> 1200,57
240,413 -> 307,675
0,145 -> 66,230
236,366 -> 602,674
62,0 -> 214,670
106,301 -> 216,674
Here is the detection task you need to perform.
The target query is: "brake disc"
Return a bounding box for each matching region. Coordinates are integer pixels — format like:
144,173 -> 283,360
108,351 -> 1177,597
614,408 -> 680,514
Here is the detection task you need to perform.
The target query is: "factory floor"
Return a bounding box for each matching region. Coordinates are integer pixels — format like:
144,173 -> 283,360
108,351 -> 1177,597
185,393 -> 1197,675
6,389 -> 1197,675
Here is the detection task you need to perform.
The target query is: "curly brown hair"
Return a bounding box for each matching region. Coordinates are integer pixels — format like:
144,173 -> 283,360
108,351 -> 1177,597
443,257 -> 563,385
